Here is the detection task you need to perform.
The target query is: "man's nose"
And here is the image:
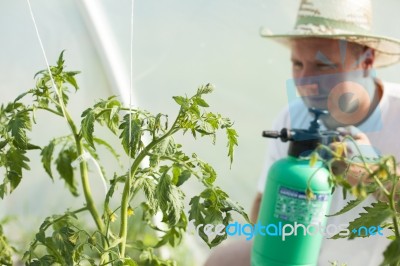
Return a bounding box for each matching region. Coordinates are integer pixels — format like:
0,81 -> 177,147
294,69 -> 322,97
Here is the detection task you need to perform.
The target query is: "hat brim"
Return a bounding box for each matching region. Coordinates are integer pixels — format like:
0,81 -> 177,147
260,28 -> 400,68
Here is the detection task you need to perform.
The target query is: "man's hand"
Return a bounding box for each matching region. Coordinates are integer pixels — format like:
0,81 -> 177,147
330,126 -> 400,202
330,126 -> 377,186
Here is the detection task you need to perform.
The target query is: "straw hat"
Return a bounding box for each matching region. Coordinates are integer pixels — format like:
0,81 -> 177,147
260,0 -> 400,67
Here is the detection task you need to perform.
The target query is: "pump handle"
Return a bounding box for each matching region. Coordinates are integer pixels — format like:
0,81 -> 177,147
309,108 -> 328,122
308,108 -> 329,132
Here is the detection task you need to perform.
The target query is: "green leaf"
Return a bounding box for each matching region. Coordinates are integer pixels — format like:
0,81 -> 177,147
5,147 -> 30,192
194,98 -> 209,107
57,50 -> 66,68
123,258 -> 139,266
203,206 -> 223,225
221,198 -> 250,223
7,110 -> 32,149
331,201 -> 392,239
176,170 -> 191,187
201,163 -> 217,185
41,139 -> 57,180
154,136 -> 175,156
107,106 -> 120,134
119,115 -> 142,157
0,224 -> 14,266
14,91 -> 31,103
196,84 -> 214,96
188,196 -> 204,224
172,96 -> 188,108
51,226 -> 76,265
81,109 -> 96,149
156,172 -> 184,226
0,184 -> 6,199
209,213 -> 230,247
59,88 -> 70,107
26,143 -> 41,150
27,255 -> 56,266
92,96 -> 121,135
65,72 -> 79,91
135,177 -> 158,211
226,128 -> 238,165
0,140 -> 7,150
55,148 -> 78,196
326,199 -> 363,217
381,239 -> 400,266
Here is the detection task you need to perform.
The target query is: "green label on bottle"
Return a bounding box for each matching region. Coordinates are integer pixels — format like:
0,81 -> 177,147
274,186 -> 329,224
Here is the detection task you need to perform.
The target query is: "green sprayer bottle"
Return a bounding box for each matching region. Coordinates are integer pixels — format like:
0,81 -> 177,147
251,109 -> 338,266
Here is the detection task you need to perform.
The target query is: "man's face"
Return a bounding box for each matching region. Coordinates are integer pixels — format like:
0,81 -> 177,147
290,38 -> 367,113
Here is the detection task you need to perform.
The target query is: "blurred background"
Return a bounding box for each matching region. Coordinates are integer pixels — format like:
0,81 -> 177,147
1,0 -> 400,265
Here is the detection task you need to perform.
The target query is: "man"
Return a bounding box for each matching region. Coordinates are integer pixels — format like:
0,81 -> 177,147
205,0 -> 400,265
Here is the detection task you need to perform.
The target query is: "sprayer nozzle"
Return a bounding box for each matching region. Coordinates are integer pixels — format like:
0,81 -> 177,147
262,131 -> 280,138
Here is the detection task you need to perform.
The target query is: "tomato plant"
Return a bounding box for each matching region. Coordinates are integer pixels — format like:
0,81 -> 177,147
0,51 -> 249,265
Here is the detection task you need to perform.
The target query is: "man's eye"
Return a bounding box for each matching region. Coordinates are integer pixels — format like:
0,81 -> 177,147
292,62 -> 303,70
317,64 -> 337,70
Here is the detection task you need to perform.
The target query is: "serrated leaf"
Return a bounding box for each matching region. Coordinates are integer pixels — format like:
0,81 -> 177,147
189,104 -> 200,118
189,196 -> 204,223
5,147 -> 30,192
203,206 -> 223,225
176,170 -> 191,187
55,148 -> 78,196
107,106 -> 120,134
41,139 -> 57,179
7,111 -> 32,149
60,89 -> 70,107
221,198 -> 250,223
119,115 -> 142,158
0,140 -> 7,150
331,201 -> 392,239
154,136 -> 175,156
135,177 -> 157,211
51,226 -> 76,265
381,239 -> 400,265
0,224 -> 14,266
326,199 -> 363,217
123,258 -> 139,266
0,184 -> 6,199
226,128 -> 238,165
156,172 -> 184,226
26,143 -> 41,150
196,84 -> 214,96
173,96 -> 187,107
209,213 -> 231,247
65,73 -> 79,91
14,91 -> 30,103
201,163 -> 217,185
28,255 -> 56,266
81,109 -> 96,149
57,50 -> 66,68
194,98 -> 210,107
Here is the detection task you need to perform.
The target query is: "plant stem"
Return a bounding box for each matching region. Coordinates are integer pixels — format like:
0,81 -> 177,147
118,115 -> 181,256
389,157 -> 400,238
75,139 -> 105,233
53,87 -> 106,234
36,106 -> 63,117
